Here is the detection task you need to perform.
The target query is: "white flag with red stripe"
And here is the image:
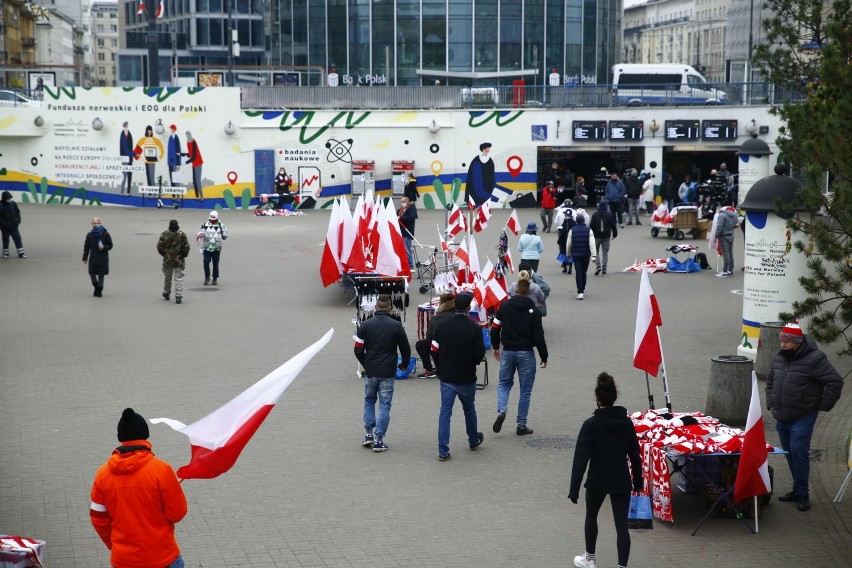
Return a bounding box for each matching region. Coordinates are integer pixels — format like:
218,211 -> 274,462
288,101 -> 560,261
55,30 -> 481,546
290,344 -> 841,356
151,329 -> 333,479
438,228 -> 450,253
503,248 -> 515,274
156,0 -> 164,17
455,237 -> 471,268
734,372 -> 772,503
633,268 -> 663,376
505,209 -> 521,235
447,204 -> 468,238
473,201 -> 492,233
136,0 -> 145,15
483,275 -> 508,309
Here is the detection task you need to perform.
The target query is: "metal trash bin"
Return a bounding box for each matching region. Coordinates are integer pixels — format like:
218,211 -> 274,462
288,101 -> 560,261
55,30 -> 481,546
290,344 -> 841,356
705,355 -> 753,426
754,322 -> 784,381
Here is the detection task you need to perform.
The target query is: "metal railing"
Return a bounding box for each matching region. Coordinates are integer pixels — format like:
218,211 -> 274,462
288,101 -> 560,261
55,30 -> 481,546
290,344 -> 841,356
239,82 -> 801,110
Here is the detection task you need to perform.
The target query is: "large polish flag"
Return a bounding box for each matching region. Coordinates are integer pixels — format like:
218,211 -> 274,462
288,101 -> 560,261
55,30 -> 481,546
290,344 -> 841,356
151,329 -> 334,479
633,268 -> 663,376
505,209 -> 521,235
734,372 -> 772,503
319,199 -> 343,287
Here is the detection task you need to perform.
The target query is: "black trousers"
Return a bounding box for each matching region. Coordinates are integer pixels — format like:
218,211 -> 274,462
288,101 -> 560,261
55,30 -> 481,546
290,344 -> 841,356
584,490 -> 631,566
415,338 -> 434,370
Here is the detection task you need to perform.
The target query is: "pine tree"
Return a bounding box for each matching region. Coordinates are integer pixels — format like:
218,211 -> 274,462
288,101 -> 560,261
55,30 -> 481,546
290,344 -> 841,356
751,0 -> 852,356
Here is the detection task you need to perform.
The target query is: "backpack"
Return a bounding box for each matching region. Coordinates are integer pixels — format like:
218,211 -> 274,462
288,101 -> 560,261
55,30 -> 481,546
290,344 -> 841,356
694,252 -> 710,269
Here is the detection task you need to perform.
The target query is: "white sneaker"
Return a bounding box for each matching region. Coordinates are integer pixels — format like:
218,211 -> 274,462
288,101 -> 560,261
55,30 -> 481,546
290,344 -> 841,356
576,293 -> 584,300
574,555 -> 597,568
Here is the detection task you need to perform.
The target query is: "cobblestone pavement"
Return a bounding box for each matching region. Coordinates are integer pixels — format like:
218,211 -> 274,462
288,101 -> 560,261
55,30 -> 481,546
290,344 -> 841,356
1,205 -> 849,568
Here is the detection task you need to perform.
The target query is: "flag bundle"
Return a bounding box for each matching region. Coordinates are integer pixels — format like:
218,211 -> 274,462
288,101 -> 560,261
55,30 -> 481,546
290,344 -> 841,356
733,372 -> 771,504
472,201 -> 492,233
151,329 -> 334,479
447,204 -> 468,238
319,192 -> 410,286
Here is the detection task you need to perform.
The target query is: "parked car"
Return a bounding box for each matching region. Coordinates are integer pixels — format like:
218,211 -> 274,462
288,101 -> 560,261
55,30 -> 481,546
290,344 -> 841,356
0,90 -> 41,107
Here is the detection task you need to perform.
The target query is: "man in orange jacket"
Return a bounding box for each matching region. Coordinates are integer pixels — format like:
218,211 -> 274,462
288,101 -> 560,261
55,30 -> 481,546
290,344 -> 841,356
90,408 -> 188,568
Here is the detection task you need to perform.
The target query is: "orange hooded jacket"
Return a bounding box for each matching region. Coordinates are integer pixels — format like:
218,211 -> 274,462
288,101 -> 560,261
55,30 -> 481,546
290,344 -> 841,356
90,440 -> 187,568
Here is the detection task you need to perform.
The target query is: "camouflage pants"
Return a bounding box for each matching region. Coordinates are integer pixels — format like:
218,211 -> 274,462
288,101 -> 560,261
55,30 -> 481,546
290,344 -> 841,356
163,264 -> 185,297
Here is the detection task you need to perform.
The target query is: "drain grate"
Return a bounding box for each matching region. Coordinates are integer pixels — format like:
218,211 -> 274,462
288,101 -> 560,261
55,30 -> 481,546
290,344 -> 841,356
809,449 -> 824,462
526,436 -> 576,450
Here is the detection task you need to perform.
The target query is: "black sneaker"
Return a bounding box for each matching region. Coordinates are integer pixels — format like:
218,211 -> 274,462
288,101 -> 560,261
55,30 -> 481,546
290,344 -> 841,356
175,297 -> 182,304
492,412 -> 506,433
211,278 -> 218,285
778,492 -> 802,502
163,292 -> 170,301
470,432 -> 484,450
418,369 -> 437,378
203,279 -> 210,285
362,433 -> 375,447
372,439 -> 389,452
594,266 -> 602,275
438,453 -> 451,461
797,496 -> 811,511
516,425 -> 534,436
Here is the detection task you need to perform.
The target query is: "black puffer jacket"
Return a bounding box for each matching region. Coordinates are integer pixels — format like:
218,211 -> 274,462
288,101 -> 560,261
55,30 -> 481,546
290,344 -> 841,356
354,311 -> 411,378
766,335 -> 844,422
569,406 -> 642,498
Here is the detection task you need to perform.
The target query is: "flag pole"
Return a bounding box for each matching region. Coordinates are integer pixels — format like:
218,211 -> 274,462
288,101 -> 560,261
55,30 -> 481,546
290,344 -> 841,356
656,327 -> 672,411
644,371 -> 655,410
754,496 -> 759,532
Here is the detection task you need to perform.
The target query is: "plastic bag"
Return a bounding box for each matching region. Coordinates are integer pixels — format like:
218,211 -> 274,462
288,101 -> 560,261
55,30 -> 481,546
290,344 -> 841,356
395,356 -> 416,379
627,494 -> 654,530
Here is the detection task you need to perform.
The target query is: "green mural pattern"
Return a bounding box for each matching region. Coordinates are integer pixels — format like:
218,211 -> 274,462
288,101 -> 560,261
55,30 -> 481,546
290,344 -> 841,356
20,177 -> 101,206
468,111 -> 525,128
244,110 -> 371,144
217,188 -> 254,211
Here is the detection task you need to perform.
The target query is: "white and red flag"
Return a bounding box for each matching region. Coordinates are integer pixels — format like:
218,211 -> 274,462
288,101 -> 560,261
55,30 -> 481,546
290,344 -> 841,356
455,237 -> 471,268
473,201 -> 492,233
136,0 -> 145,15
505,210 -> 521,235
734,372 -> 772,503
319,198 -> 343,287
633,268 -> 663,376
156,0 -> 164,17
151,329 -> 334,479
438,229 -> 450,253
503,247 -> 515,274
447,204 -> 468,238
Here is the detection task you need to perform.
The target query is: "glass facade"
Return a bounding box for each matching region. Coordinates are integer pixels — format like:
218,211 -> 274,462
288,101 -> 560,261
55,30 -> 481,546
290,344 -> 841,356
268,0 -> 621,86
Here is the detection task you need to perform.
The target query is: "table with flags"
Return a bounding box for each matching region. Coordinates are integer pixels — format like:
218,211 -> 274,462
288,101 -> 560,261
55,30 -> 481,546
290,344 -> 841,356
632,269 -> 777,532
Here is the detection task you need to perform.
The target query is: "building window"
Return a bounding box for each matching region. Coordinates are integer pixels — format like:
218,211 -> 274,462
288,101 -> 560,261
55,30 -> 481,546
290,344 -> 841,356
98,53 -> 106,61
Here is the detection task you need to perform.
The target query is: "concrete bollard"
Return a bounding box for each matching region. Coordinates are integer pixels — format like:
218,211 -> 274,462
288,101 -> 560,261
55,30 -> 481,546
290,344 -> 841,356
705,355 -> 753,426
754,322 -> 785,381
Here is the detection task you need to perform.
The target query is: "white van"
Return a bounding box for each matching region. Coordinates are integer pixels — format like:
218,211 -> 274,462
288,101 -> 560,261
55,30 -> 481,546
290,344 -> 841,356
612,64 -> 727,105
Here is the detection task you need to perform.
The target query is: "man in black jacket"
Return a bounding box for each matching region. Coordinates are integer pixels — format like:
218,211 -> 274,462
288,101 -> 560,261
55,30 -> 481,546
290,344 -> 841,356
354,295 -> 411,452
490,279 -> 548,436
766,322 -> 844,511
431,292 -> 486,461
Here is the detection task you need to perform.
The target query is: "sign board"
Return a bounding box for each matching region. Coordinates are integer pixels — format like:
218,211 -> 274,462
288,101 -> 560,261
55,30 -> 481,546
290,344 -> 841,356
196,72 -> 224,87
28,71 -> 55,91
702,120 -> 738,141
665,120 -> 701,141
609,120 -> 644,141
272,72 -> 300,86
254,149 -> 275,196
572,121 -> 607,141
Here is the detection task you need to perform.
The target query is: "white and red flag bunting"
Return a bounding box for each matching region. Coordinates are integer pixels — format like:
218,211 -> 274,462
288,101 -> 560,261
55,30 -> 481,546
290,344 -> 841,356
633,268 -> 663,376
137,0 -> 165,18
447,204 -> 468,238
151,329 -> 334,479
503,247 -> 515,274
473,201 -> 492,233
734,372 -> 772,503
505,209 -> 521,235
319,198 -> 343,287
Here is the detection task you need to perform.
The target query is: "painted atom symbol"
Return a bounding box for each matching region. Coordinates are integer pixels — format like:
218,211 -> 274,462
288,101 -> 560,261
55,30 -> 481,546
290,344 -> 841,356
325,138 -> 354,163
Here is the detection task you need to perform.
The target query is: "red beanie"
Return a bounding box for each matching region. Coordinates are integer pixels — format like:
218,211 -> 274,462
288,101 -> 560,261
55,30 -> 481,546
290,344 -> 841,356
779,322 -> 804,344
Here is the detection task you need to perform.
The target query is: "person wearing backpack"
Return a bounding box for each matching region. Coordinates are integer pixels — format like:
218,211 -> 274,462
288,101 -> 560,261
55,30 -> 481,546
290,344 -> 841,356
0,191 -> 26,259
590,201 -> 617,277
625,173 -> 643,226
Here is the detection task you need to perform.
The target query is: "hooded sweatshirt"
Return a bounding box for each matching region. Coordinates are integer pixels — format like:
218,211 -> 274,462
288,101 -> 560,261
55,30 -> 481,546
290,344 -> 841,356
490,294 -> 548,362
569,406 -> 642,497
90,440 -> 187,568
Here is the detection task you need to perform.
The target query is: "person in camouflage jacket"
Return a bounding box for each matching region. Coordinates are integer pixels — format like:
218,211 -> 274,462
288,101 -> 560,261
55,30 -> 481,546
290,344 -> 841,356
157,219 -> 191,304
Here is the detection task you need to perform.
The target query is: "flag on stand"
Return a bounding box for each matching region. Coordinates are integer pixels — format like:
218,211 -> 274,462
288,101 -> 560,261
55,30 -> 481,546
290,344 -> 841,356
633,268 -> 663,376
156,0 -> 164,17
438,229 -> 450,253
455,237 -> 471,268
319,198 -> 343,287
483,276 -> 508,309
505,210 -> 521,235
734,372 -> 772,503
151,330 -> 334,479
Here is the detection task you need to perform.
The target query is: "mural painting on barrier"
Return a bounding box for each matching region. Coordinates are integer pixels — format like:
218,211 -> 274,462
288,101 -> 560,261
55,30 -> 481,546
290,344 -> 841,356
0,88 -> 539,209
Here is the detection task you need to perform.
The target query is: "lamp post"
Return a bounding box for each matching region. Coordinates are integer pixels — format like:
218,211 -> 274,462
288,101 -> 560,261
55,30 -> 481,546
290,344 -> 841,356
226,0 -> 234,87
145,0 -> 159,87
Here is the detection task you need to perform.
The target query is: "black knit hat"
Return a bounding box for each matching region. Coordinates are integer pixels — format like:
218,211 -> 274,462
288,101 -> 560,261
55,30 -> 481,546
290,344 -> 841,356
169,220 -> 179,231
117,408 -> 149,442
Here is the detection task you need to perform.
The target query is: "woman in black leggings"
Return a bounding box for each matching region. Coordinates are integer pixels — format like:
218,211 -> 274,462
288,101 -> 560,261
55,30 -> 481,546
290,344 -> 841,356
568,372 -> 643,568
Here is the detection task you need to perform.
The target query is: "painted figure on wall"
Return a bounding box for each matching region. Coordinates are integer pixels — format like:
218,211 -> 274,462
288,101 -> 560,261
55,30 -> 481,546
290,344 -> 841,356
465,142 -> 495,207
167,124 -> 182,187
119,121 -> 134,196
184,131 -> 204,200
134,125 -> 165,187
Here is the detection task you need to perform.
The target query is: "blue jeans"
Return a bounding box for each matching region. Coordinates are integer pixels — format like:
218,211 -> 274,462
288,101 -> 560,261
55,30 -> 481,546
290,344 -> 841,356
364,376 -> 395,438
776,412 -> 818,496
497,349 -> 537,427
403,236 -> 414,270
438,381 -> 479,456
166,556 -> 185,568
203,249 -> 221,279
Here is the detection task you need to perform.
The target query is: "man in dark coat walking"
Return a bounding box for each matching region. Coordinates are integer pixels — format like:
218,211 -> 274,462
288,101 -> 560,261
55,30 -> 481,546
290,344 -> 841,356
766,322 -> 844,511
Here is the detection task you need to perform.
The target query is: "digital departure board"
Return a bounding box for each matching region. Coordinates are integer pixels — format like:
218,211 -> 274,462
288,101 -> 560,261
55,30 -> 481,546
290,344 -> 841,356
572,121 -> 607,141
609,121 -> 644,141
665,120 -> 701,141
702,120 -> 738,141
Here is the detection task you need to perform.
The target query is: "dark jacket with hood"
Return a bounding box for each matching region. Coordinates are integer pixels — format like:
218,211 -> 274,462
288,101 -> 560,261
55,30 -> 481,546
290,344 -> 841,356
766,335 -> 844,422
569,406 -> 642,498
424,299 -> 455,341
714,207 -> 738,239
490,295 -> 548,362
0,193 -> 21,228
432,311 -> 486,384
354,310 -> 411,378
